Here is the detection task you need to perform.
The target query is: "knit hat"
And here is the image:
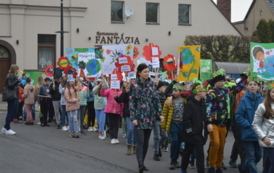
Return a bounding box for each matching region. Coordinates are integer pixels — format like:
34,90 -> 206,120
157,81 -> 169,90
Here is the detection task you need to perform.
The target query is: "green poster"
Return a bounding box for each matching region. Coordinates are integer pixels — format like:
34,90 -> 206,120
200,59 -> 213,82
250,42 -> 274,81
24,71 -> 43,86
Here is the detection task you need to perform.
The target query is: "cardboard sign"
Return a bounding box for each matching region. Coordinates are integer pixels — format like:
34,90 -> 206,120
152,47 -> 159,56
111,74 -> 118,80
110,80 -> 120,89
152,57 -> 160,68
118,57 -> 128,64
121,65 -> 131,72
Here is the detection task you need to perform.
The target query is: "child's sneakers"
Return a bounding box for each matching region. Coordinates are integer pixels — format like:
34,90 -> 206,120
5,129 -> 16,135
88,126 -> 94,132
229,160 -> 238,168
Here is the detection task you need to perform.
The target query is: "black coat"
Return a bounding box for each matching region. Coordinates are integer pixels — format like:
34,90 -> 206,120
182,96 -> 208,145
49,82 -> 61,101
114,91 -> 129,118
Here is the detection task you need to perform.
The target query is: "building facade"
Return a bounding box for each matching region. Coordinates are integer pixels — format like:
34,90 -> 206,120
233,0 -> 274,37
0,0 -> 240,89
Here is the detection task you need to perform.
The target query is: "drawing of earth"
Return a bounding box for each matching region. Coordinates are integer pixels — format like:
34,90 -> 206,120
86,59 -> 101,75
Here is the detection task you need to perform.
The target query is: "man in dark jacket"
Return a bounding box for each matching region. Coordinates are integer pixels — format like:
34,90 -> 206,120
180,83 -> 207,173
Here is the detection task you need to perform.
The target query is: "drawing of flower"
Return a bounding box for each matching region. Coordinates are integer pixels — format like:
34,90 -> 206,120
126,44 -> 132,51
142,43 -> 162,61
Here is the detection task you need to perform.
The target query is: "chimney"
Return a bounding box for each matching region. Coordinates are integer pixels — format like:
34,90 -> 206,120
217,0 -> 231,22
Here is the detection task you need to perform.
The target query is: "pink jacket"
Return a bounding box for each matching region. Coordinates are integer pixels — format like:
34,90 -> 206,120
65,88 -> 80,111
100,88 -> 123,115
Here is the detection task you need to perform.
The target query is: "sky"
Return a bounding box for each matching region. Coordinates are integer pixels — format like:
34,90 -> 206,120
213,0 -> 254,22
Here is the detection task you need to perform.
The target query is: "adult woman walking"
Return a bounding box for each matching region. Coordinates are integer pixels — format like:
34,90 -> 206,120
129,63 -> 164,173
2,64 -> 21,135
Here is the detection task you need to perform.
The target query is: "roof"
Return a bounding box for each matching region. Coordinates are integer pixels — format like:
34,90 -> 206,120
267,0 -> 274,12
213,61 -> 249,74
210,0 -> 242,36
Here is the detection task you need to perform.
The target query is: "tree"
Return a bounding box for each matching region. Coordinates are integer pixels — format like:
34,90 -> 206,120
184,35 -> 251,62
78,61 -> 86,78
268,20 -> 274,42
255,19 -> 272,43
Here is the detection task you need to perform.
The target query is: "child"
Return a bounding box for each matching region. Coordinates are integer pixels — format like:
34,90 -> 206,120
180,83 -> 207,173
161,83 -> 184,170
38,77 -> 52,127
252,83 -> 274,173
65,77 -> 81,138
92,78 -> 107,139
153,81 -> 169,161
22,78 -> 35,125
100,78 -> 123,144
49,76 -> 61,129
59,78 -> 68,131
235,81 -> 263,173
78,78 -> 88,135
206,74 -> 228,173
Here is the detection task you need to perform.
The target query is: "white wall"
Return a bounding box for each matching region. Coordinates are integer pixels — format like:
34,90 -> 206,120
0,0 -> 240,70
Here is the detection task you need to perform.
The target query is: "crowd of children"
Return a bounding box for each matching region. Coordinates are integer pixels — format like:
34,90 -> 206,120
2,63 -> 274,173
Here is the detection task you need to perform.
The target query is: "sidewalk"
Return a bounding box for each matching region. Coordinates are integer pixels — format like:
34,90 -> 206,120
0,94 -> 7,111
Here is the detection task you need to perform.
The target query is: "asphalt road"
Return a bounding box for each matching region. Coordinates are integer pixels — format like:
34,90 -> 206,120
0,112 -> 263,173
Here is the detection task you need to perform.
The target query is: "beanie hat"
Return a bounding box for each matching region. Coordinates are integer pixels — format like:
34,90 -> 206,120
157,81 -> 169,90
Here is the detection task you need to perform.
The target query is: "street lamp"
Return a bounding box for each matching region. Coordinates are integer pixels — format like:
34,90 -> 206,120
55,0 -> 69,58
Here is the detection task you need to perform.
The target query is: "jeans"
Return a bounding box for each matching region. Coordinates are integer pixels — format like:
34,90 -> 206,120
263,148 -> 274,173
230,123 -> 246,164
4,99 -> 18,130
126,117 -> 135,145
242,141 -> 262,173
67,110 -> 79,133
95,109 -> 106,132
78,106 -> 86,132
153,121 -> 166,154
52,101 -> 61,125
170,122 -> 183,161
107,113 -> 120,139
122,117 -> 127,135
134,128 -> 152,167
61,105 -> 68,126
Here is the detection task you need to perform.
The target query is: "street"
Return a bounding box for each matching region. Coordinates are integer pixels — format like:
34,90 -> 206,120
0,111 -> 263,173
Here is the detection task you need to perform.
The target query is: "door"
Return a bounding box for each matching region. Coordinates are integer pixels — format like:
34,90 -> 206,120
0,46 -> 11,91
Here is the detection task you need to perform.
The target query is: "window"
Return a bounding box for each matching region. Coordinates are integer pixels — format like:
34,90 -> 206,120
178,4 -> 191,25
38,34 -> 56,69
111,1 -> 124,22
146,3 -> 159,23
0,46 -> 9,58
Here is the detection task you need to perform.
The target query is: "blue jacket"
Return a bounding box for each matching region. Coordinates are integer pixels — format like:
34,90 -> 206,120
235,91 -> 263,141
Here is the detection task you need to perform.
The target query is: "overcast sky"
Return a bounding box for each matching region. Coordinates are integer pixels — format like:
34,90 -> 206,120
213,0 -> 253,22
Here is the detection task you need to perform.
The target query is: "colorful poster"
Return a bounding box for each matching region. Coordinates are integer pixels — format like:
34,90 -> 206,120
177,46 -> 201,81
250,42 -> 274,80
101,44 -> 134,75
200,59 -> 213,82
66,48 -> 100,78
24,71 -> 43,86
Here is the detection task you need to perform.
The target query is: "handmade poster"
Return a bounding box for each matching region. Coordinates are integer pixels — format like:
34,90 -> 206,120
163,54 -> 177,72
57,57 -> 70,70
66,48 -> 100,78
200,59 -> 213,82
142,43 -> 162,61
110,80 -> 120,89
128,72 -> 136,79
44,65 -> 54,77
102,44 -> 134,75
250,42 -> 274,80
177,46 -> 201,81
24,71 -> 43,85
